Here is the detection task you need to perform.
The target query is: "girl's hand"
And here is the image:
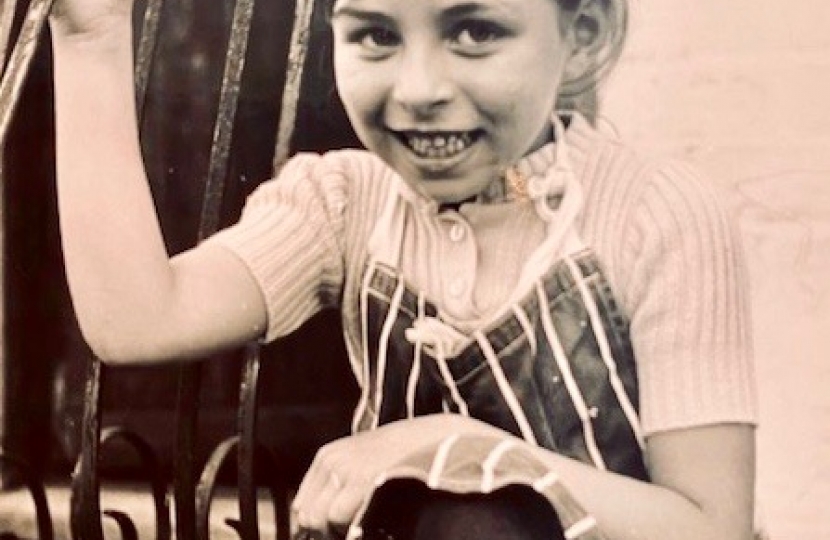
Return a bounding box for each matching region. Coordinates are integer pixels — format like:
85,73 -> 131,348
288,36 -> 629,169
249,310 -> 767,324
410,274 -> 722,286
50,0 -> 133,41
291,414 -> 505,539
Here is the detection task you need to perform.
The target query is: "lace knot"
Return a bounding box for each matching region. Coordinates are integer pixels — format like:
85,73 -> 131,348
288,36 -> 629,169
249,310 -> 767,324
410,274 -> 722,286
404,317 -> 466,359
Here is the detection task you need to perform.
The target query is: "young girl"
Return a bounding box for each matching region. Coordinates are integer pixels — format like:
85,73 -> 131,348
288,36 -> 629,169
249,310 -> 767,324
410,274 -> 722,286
49,0 -> 757,538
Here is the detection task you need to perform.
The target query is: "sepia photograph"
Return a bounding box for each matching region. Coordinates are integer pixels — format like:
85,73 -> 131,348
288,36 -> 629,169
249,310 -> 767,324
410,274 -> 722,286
0,0 -> 827,538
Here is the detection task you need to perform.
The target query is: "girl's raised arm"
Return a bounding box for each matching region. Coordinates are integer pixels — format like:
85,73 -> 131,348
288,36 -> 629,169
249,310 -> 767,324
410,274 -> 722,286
49,0 -> 267,364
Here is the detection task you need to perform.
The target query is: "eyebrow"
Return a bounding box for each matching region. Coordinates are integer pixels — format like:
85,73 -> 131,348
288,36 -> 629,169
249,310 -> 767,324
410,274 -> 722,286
331,1 -> 509,23
442,2 -> 492,18
330,6 -> 395,25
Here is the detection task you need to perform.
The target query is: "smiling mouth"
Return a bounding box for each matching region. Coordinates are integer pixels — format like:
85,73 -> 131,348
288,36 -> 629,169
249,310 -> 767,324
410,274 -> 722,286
395,130 -> 481,160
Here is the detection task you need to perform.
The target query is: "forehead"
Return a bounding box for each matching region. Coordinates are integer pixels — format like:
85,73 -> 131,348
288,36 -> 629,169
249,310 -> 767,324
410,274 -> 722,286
331,0 -> 552,16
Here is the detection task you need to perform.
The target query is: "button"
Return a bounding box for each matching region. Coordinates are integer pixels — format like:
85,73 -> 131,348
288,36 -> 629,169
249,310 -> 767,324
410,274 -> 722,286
449,223 -> 465,242
448,279 -> 465,297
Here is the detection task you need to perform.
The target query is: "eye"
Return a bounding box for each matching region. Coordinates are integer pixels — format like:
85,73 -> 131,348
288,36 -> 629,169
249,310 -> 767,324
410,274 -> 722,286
450,20 -> 507,53
347,26 -> 400,55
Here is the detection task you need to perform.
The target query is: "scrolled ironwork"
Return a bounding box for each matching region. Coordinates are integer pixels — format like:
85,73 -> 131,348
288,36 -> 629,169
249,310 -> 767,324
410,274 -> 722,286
236,344 -> 291,540
100,511 -> 139,540
0,451 -> 54,540
195,436 -> 289,540
70,359 -> 172,540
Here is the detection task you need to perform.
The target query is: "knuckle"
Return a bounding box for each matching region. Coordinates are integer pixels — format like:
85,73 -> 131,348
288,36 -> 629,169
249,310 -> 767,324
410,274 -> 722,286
306,509 -> 328,532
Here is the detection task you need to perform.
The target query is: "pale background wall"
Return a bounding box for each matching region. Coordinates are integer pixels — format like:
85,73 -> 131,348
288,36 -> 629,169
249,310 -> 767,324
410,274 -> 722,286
598,2 -> 830,538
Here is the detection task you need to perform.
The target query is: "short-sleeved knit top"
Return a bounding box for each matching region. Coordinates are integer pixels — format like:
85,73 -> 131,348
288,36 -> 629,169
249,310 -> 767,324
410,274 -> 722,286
207,113 -> 757,436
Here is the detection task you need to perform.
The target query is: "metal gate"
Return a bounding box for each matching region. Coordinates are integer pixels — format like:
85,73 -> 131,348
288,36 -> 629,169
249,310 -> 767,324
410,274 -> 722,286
0,0 -> 360,538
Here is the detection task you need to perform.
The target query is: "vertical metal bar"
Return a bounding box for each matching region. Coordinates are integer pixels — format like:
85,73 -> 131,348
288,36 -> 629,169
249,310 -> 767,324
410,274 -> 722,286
0,0 -> 54,147
196,0 -> 255,240
70,358 -> 105,540
271,0 -> 314,173
0,0 -> 17,70
253,2 -> 318,535
173,364 -> 201,540
66,1 -> 165,536
176,0 -> 255,537
237,343 -> 262,540
134,0 -> 165,117
0,0 -> 12,481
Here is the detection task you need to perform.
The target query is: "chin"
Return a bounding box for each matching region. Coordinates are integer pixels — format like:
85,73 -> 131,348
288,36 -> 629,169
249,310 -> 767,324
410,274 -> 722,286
420,176 -> 492,204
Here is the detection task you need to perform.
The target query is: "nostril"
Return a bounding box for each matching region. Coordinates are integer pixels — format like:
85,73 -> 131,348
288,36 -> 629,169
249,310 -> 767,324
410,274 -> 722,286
392,69 -> 453,113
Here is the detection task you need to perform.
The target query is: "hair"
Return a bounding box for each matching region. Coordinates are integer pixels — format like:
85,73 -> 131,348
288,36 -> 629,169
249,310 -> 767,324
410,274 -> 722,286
557,0 -> 628,98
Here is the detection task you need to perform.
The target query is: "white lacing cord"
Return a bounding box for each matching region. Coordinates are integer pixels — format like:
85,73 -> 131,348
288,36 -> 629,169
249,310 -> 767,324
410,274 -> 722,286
512,112 -> 586,299
405,317 -> 470,416
531,113 -> 581,225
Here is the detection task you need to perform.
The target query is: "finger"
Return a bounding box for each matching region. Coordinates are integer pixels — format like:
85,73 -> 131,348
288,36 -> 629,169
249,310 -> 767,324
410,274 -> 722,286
296,470 -> 346,538
292,450 -> 333,530
327,482 -> 369,536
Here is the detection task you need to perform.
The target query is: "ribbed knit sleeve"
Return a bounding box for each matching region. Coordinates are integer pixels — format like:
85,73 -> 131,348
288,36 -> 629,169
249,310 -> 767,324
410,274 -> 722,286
619,160 -> 757,435
205,153 -> 348,342
206,150 -> 395,346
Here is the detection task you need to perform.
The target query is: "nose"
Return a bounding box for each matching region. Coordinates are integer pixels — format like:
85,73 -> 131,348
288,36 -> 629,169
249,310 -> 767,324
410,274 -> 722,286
391,48 -> 454,117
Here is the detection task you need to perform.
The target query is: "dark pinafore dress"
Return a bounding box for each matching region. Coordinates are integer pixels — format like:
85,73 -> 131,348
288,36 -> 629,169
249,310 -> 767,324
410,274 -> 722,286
347,118 -> 647,540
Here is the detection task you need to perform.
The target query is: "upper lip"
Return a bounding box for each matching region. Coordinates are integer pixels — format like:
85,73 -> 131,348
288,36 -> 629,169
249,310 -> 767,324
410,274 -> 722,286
388,126 -> 478,134
387,127 -> 482,146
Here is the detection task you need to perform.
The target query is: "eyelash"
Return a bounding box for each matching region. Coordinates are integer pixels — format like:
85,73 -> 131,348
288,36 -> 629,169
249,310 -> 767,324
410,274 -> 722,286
342,19 -> 509,59
450,20 -> 508,50
346,27 -> 400,52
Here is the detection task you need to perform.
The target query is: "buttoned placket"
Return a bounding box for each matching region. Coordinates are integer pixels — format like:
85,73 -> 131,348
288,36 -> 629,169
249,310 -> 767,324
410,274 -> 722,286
437,212 -> 476,315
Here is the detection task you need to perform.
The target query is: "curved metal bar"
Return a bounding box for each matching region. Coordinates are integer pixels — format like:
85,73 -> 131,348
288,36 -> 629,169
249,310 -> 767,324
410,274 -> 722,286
196,436 -> 291,540
99,427 -> 172,540
101,511 -> 139,540
272,0 -> 314,172
195,436 -> 241,540
0,0 -> 54,147
71,361 -> 172,540
0,452 -> 54,540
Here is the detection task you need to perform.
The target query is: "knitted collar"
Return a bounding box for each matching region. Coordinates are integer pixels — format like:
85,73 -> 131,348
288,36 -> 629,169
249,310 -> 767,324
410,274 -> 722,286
400,112 -> 595,213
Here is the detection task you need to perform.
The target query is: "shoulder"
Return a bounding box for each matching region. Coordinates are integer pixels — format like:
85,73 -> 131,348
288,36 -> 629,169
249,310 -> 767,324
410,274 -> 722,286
569,116 -> 717,212
241,149 -> 398,219
569,117 -> 744,309
251,149 -> 393,196
569,115 -> 732,253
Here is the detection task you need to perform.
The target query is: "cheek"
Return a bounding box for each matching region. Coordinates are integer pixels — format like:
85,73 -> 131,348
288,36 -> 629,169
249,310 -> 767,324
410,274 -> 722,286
468,52 -> 564,113
335,62 -> 384,118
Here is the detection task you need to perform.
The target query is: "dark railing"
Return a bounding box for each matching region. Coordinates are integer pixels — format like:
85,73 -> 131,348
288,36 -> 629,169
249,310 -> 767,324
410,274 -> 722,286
0,0 -> 327,538
0,451 -> 53,540
0,0 -> 593,540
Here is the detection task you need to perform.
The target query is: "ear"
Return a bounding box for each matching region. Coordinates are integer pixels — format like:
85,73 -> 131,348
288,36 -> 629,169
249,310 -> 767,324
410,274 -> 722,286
560,0 -> 624,96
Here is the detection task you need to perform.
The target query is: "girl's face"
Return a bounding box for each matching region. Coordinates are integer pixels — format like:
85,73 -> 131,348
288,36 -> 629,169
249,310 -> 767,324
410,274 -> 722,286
331,0 -> 574,203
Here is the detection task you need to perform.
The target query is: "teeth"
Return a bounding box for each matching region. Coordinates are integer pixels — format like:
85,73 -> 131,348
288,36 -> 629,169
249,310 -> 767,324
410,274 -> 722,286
404,132 -> 473,159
